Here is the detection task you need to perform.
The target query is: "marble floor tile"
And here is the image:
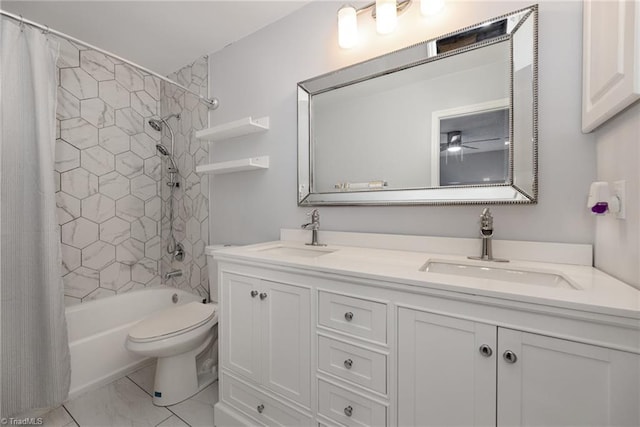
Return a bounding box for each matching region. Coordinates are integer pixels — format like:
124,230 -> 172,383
64,377 -> 171,426
155,415 -> 189,427
41,406 -> 78,427
128,363 -> 156,396
167,382 -> 218,427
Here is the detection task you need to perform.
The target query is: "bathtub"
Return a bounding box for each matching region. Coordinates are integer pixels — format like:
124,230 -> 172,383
65,286 -> 201,399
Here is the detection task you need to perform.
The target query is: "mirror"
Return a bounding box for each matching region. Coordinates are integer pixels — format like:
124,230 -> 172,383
298,6 -> 537,206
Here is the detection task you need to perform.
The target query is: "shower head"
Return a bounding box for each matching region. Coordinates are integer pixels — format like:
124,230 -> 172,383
156,144 -> 178,172
147,114 -> 181,132
148,118 -> 163,132
156,144 -> 171,156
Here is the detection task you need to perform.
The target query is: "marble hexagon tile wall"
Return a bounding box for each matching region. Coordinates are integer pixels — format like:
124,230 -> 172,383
54,37 -> 164,305
159,56 -> 210,299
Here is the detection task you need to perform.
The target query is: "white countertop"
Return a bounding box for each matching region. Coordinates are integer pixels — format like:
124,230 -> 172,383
212,238 -> 640,321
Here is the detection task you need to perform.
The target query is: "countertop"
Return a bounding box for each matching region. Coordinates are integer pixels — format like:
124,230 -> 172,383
213,240 -> 640,321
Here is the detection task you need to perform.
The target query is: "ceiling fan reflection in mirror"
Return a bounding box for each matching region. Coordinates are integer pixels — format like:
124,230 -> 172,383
440,130 -> 503,153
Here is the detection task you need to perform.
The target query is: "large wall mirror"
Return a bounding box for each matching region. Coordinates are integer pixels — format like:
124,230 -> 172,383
298,6 -> 537,206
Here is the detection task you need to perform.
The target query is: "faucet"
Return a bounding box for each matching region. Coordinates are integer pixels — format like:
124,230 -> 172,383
468,208 -> 508,262
301,209 -> 325,246
165,269 -> 183,280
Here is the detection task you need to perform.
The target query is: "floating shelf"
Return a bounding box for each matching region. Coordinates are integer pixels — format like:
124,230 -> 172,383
195,116 -> 269,142
195,156 -> 270,175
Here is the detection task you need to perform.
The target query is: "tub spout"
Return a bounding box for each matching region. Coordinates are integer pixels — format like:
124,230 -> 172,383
165,270 -> 182,280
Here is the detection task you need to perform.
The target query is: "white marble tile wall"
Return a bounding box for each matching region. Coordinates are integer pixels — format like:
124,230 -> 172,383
160,56 -> 210,299
54,37 -> 164,305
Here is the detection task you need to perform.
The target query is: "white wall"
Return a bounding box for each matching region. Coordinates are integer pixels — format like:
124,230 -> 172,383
594,102 -> 640,288
207,0 -> 596,247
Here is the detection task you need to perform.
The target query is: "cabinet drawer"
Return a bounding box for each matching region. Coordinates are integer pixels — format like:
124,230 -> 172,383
318,379 -> 387,427
318,292 -> 387,344
221,373 -> 313,426
318,336 -> 387,394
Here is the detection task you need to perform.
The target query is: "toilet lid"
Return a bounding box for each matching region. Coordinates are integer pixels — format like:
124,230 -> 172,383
129,302 -> 216,342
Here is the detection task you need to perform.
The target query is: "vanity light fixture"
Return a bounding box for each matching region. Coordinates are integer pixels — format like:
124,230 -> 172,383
338,0 -> 444,48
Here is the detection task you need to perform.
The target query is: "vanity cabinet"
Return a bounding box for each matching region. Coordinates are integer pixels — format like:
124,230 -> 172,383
214,259 -> 640,427
397,309 -> 497,426
221,273 -> 311,414
398,307 -> 640,427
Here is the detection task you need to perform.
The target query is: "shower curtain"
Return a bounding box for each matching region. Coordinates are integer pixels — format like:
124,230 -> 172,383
0,18 -> 70,417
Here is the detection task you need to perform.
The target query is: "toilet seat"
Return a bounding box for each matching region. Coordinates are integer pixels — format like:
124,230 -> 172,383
128,302 -> 217,343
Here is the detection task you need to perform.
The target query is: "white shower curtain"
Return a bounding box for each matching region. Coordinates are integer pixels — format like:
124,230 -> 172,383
0,18 -> 70,417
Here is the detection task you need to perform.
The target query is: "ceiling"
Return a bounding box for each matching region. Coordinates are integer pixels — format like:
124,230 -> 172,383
2,1 -> 310,75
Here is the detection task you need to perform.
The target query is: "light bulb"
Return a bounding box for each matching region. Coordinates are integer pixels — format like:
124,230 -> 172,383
338,5 -> 358,49
376,0 -> 397,35
420,0 -> 445,16
447,146 -> 462,153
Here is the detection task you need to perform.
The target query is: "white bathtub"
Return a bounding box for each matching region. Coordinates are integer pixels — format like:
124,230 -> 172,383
65,286 -> 201,399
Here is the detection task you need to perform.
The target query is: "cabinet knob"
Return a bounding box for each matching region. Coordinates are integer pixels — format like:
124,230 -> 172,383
503,350 -> 518,364
344,405 -> 353,417
479,344 -> 493,357
250,290 -> 258,298
259,292 -> 267,300
344,312 -> 354,321
344,358 -> 353,369
257,404 -> 264,414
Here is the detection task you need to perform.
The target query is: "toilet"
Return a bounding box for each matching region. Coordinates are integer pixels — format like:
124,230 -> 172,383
125,245 -> 226,406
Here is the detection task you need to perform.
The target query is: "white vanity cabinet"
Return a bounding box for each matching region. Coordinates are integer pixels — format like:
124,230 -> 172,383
398,308 -> 640,427
214,256 -> 640,427
220,272 -> 312,424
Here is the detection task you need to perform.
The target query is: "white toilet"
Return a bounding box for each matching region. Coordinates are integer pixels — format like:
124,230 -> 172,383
125,245 -> 225,406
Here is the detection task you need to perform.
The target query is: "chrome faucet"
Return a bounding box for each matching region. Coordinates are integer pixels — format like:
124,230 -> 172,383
468,208 -> 508,262
301,209 -> 325,246
165,269 -> 183,280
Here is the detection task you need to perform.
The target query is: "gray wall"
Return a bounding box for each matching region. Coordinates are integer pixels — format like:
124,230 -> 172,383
207,0 -> 596,246
594,101 -> 640,288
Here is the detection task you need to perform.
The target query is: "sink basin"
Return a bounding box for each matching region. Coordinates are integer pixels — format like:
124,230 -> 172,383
252,244 -> 337,258
420,260 -> 579,290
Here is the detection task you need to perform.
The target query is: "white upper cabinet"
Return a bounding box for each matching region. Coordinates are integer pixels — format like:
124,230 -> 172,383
582,0 -> 640,132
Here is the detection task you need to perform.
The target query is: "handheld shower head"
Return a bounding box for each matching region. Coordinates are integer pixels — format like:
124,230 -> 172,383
156,144 -> 178,172
156,144 -> 170,156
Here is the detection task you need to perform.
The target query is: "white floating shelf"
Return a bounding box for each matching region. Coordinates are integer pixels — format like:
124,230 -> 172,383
195,156 -> 270,175
195,116 -> 269,142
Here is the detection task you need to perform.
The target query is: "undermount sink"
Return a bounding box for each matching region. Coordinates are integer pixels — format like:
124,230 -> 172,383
420,259 -> 580,290
252,244 -> 337,258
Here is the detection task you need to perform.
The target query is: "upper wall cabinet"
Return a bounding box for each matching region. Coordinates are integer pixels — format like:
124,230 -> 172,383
582,0 -> 640,133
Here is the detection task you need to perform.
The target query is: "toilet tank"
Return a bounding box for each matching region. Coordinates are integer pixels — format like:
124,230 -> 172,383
205,245 -> 232,303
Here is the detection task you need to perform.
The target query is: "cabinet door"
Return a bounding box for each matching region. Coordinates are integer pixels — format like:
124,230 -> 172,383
222,273 -> 262,383
397,308 -> 497,427
261,280 -> 311,406
582,0 -> 639,132
497,328 -> 640,426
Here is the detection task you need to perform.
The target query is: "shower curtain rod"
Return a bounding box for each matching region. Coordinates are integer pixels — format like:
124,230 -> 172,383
0,9 -> 220,110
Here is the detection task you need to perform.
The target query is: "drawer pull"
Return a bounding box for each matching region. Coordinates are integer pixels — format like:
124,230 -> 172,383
344,358 -> 353,369
257,404 -> 265,413
479,344 -> 493,357
259,292 -> 267,300
344,405 -> 353,417
344,312 -> 354,321
503,350 -> 518,364
250,290 -> 258,298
